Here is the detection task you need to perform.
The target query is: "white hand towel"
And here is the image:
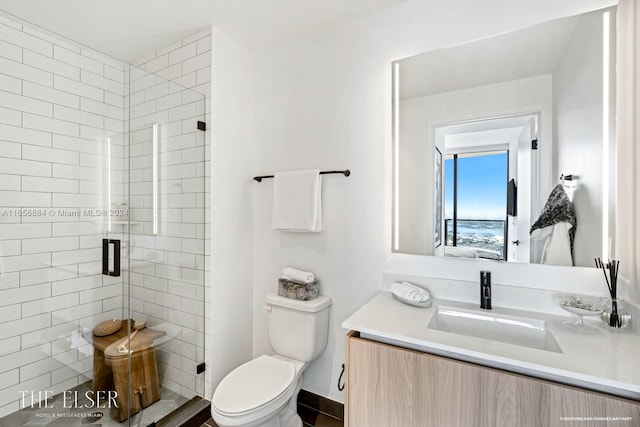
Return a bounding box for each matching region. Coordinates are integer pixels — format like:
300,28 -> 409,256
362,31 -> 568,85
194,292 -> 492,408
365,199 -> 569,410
281,267 -> 315,283
390,282 -> 431,303
272,169 -> 322,232
531,222 -> 573,266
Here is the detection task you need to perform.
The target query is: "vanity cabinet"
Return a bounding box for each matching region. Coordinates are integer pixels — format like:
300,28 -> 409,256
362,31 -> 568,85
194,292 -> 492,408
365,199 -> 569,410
345,331 -> 640,427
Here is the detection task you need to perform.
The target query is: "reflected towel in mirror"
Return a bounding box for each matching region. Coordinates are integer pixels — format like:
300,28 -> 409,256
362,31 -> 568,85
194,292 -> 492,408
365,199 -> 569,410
530,184 -> 576,266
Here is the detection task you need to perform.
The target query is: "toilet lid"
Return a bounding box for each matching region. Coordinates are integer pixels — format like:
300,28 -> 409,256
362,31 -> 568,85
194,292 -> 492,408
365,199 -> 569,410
213,355 -> 295,416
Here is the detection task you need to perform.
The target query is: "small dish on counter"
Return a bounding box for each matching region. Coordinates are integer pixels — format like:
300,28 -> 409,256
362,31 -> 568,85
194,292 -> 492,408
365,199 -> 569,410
557,294 -> 607,332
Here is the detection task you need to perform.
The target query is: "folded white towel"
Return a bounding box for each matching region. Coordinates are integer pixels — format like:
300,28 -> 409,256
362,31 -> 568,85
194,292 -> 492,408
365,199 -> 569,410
281,267 -> 315,283
390,282 -> 431,304
272,169 -> 322,232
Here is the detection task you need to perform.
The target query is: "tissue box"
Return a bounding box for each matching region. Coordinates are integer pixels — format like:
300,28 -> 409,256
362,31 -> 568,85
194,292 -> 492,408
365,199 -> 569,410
278,278 -> 319,301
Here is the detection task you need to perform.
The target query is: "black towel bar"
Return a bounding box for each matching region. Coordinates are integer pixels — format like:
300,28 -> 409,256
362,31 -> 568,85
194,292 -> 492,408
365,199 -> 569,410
253,170 -> 350,182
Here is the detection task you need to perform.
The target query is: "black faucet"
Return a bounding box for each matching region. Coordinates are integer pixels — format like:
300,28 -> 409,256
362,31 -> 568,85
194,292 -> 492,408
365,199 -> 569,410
480,271 -> 492,310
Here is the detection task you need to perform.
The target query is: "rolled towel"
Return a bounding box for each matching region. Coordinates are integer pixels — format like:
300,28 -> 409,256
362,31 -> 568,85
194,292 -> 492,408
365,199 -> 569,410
390,282 -> 431,305
281,267 -> 315,284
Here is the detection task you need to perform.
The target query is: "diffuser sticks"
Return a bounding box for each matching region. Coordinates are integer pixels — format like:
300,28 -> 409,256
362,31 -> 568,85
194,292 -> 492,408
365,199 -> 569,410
595,258 -> 621,327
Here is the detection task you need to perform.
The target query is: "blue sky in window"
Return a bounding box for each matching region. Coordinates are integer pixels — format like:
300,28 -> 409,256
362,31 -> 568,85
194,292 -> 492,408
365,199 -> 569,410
444,152 -> 507,220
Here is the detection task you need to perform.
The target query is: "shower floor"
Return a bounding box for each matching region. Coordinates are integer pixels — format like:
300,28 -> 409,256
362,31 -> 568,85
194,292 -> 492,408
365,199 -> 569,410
0,381 -> 190,427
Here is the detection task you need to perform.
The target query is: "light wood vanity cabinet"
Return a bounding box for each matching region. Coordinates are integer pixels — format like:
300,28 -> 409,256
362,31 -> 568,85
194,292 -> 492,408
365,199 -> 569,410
345,331 -> 640,427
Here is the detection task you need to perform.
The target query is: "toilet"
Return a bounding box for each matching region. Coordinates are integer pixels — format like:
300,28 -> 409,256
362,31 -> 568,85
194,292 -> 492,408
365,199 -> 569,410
211,294 -> 332,427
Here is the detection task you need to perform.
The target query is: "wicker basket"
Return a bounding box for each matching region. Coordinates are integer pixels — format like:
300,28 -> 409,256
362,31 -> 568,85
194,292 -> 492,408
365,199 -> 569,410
278,278 -> 319,301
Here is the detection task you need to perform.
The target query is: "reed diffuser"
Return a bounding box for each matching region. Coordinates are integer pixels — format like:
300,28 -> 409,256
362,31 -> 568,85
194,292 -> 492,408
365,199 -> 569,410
594,258 -> 630,328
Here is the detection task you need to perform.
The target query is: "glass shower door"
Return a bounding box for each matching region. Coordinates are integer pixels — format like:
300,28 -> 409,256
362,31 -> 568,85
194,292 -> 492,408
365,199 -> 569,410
0,67 -> 206,427
0,94 -> 128,424
124,64 -> 207,424
0,17 -> 207,427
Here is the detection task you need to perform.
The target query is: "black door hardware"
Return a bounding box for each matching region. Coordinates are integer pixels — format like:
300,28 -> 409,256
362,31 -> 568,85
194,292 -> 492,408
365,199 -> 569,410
102,239 -> 121,277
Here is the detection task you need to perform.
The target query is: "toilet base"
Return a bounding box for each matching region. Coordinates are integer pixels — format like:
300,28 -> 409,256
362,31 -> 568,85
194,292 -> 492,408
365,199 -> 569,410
254,413 -> 301,427
276,408 -> 302,427
276,376 -> 303,427
213,375 -> 303,427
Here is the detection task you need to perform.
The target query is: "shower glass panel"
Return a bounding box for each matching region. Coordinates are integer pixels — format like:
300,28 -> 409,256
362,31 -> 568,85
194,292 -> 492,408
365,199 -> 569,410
0,102 -> 128,424
124,64 -> 207,424
0,32 -> 206,426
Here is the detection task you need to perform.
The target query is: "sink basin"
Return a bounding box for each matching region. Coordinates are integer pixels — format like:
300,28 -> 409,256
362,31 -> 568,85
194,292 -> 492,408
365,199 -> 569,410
428,305 -> 562,353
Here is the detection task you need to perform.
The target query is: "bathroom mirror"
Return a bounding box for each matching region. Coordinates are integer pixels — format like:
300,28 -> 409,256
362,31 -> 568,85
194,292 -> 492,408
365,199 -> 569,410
392,6 -> 616,268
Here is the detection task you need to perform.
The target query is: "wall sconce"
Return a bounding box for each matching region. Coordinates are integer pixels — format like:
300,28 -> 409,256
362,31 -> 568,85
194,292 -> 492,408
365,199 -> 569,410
107,136 -> 112,233
152,123 -> 158,235
602,11 -> 610,259
392,61 -> 400,251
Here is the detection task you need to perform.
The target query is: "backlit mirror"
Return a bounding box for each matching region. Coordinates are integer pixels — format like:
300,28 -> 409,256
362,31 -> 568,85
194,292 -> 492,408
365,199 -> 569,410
392,6 -> 616,268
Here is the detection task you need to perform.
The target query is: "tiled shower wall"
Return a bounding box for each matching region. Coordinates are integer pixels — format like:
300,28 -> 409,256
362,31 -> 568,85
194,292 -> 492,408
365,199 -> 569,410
0,14 -> 126,417
127,28 -> 211,398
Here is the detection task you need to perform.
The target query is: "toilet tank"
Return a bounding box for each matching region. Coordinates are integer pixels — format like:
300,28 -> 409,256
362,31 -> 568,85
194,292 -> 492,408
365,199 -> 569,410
264,294 -> 332,362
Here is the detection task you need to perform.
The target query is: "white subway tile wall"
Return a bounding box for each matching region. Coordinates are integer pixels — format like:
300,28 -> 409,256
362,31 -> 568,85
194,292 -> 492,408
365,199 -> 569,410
0,12 -> 211,418
0,15 -> 126,418
128,28 -> 211,400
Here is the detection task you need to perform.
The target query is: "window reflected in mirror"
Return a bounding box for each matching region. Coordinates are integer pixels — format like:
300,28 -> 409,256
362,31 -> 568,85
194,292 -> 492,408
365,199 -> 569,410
391,6 -> 616,268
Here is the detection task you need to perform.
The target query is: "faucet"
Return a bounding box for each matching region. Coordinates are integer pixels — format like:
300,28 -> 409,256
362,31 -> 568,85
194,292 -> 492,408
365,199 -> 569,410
480,271 -> 492,310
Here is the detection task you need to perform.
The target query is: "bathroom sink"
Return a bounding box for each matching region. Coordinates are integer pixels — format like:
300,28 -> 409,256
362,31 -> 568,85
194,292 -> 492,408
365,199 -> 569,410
428,305 -> 562,353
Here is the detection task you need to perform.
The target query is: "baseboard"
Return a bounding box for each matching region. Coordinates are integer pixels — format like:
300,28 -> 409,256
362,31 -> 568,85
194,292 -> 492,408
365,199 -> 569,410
297,389 -> 344,425
179,390 -> 344,427
156,396 -> 211,427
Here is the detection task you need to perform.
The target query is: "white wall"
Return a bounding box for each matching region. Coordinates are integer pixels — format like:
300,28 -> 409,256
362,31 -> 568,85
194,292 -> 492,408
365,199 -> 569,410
209,26 -> 255,398
553,10 -> 607,266
615,0 -> 640,305
240,0 -> 617,403
0,13 -> 126,417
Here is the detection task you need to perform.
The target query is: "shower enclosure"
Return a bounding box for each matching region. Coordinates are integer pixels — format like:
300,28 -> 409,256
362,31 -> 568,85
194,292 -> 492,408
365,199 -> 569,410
0,14 -> 209,426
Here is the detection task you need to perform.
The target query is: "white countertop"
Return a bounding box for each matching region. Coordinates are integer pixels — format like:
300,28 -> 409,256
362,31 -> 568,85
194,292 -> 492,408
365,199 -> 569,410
342,292 -> 640,400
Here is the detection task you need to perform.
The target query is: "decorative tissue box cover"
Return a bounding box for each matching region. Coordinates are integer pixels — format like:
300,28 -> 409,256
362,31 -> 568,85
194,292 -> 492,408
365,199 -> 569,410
278,278 -> 319,301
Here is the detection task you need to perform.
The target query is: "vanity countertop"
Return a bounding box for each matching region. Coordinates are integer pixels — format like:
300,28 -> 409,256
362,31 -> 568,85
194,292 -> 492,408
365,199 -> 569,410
342,292 -> 640,400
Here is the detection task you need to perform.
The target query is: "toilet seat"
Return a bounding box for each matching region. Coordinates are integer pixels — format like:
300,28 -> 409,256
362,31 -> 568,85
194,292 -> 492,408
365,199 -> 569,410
213,355 -> 296,418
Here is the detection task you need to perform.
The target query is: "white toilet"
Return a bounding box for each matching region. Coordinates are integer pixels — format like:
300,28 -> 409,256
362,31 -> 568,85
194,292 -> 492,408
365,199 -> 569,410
211,294 -> 332,427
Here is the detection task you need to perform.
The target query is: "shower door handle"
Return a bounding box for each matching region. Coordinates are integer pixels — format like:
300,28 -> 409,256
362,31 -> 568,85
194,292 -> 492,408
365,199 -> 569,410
102,239 -> 121,277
